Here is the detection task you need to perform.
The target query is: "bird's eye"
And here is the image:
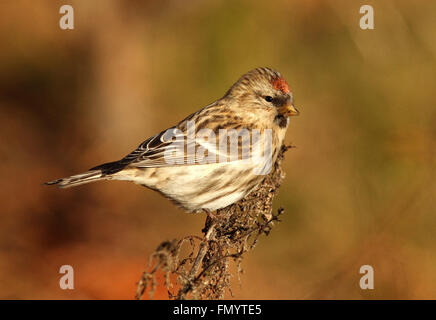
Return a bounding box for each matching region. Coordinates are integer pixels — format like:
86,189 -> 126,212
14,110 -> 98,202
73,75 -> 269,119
264,96 -> 273,102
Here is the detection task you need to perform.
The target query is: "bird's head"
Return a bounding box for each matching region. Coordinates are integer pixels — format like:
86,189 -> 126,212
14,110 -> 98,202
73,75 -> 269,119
225,67 -> 299,118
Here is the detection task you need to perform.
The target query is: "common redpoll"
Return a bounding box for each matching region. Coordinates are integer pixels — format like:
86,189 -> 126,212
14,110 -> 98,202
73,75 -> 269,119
46,67 -> 299,212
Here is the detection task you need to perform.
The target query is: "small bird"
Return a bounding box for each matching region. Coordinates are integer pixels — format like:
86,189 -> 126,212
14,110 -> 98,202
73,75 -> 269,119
46,67 -> 299,212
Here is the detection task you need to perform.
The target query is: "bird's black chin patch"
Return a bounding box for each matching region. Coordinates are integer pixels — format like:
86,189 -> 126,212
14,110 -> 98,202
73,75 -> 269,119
274,114 -> 288,128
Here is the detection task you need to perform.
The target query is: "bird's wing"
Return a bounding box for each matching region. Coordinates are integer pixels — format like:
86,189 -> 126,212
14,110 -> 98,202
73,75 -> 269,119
91,106 -> 270,174
129,126 -> 271,169
128,126 -> 192,167
128,127 -> 225,168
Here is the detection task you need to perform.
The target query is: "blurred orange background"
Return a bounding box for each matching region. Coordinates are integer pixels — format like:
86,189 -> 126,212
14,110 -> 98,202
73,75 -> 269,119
0,0 -> 435,299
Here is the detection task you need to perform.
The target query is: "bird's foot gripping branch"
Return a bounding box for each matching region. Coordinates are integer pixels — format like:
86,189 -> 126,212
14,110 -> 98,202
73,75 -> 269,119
135,145 -> 292,300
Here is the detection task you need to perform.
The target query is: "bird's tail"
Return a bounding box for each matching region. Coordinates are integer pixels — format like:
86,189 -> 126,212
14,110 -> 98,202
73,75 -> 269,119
45,170 -> 106,188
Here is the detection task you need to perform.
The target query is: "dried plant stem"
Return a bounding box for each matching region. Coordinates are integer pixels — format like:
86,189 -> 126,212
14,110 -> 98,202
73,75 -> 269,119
136,145 -> 292,300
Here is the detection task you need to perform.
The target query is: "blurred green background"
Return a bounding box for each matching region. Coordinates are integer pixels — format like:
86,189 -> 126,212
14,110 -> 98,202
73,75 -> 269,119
0,0 -> 435,299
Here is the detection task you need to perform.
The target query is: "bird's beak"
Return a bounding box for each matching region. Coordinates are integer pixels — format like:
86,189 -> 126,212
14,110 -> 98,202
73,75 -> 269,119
278,102 -> 299,117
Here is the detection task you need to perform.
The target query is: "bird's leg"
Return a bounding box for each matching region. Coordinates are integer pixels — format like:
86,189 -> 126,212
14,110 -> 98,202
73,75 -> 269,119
205,208 -> 218,220
184,210 -> 216,289
202,209 -> 217,234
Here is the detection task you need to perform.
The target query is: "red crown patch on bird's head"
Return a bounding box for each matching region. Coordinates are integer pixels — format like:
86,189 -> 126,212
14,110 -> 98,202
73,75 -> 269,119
271,77 -> 290,94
